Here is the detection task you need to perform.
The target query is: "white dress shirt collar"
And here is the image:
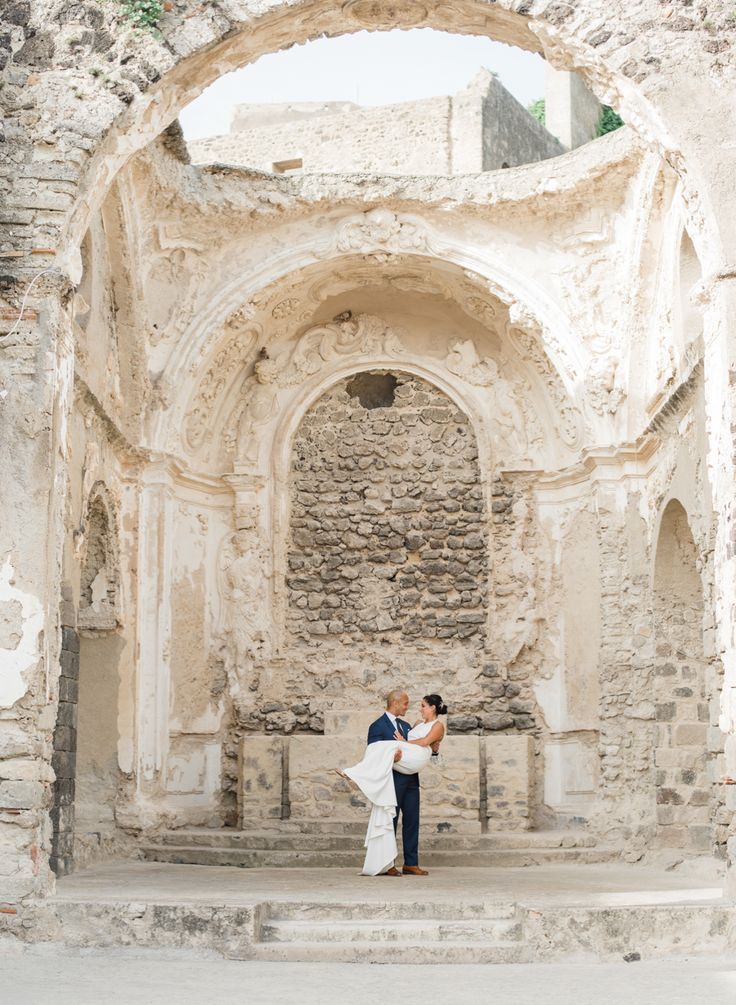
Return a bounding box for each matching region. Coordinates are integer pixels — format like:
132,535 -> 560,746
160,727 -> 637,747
385,711 -> 398,727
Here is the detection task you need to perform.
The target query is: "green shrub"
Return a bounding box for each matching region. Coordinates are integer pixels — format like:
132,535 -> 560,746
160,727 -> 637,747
597,104 -> 624,137
118,0 -> 163,29
527,98 -> 546,126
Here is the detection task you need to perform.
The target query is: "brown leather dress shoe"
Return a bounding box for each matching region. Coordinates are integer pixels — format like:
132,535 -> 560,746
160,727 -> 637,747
382,866 -> 402,877
402,865 -> 428,876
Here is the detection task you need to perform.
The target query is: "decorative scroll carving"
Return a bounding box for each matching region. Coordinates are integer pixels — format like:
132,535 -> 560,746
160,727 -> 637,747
507,325 -> 583,449
333,209 -> 430,256
184,326 -> 259,450
234,314 -> 406,466
287,313 -> 406,384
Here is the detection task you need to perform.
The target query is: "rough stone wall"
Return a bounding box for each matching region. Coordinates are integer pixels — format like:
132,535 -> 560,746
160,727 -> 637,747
481,73 -> 565,168
287,372 -> 488,646
653,501 -> 711,851
189,72 -> 562,174
591,491 -> 656,851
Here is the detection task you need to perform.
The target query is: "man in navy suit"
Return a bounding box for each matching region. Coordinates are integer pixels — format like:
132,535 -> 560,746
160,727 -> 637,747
366,689 -> 429,876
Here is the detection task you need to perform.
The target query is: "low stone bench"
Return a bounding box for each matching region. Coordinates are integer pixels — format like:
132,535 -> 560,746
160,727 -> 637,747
238,713 -> 533,833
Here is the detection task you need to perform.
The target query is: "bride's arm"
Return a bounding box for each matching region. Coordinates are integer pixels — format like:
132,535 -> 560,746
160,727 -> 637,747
395,722 -> 445,748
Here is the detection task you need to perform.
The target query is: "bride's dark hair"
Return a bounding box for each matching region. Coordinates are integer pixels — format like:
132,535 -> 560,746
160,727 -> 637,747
423,693 -> 448,717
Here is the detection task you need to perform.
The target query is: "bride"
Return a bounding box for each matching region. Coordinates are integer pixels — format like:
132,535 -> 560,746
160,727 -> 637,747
338,694 -> 447,876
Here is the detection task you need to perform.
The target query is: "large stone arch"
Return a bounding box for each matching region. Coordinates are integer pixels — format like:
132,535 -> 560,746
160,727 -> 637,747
42,0 -> 729,272
4,0 -> 736,906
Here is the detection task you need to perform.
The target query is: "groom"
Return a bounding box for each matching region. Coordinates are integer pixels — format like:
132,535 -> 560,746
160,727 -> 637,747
366,689 -> 428,877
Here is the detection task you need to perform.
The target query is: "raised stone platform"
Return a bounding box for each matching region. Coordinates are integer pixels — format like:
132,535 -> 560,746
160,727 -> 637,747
141,826 -> 608,869
43,859 -> 730,965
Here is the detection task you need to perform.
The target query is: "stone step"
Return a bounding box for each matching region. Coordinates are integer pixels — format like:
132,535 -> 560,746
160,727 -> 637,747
261,917 -> 523,943
141,844 -> 614,869
251,939 -> 530,963
157,828 -> 598,850
241,818 -> 482,836
261,900 -> 518,921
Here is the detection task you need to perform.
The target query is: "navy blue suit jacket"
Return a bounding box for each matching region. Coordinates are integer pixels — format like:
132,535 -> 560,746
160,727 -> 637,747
367,711 -> 410,744
367,713 -> 418,787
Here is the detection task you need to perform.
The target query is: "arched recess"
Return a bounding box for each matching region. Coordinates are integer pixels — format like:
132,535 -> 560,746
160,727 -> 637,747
59,0 -> 703,280
152,247 -> 590,467
266,353 -> 495,654
75,484 -> 125,853
652,498 -> 711,853
78,483 -> 121,632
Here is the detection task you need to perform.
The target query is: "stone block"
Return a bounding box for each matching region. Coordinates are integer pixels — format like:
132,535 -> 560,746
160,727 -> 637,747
59,648 -> 79,680
323,709 -> 377,738
0,722 -> 34,760
59,675 -> 79,704
422,735 -> 481,827
673,723 -> 708,746
484,734 -> 534,830
238,736 -> 285,823
55,700 -> 77,729
0,779 -> 44,810
287,735 -> 367,820
51,750 -> 76,780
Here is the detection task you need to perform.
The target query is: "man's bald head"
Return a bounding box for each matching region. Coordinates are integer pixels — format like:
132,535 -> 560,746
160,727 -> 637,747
386,690 -> 409,716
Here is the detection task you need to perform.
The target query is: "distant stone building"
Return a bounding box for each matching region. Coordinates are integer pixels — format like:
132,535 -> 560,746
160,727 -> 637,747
188,70 -> 565,174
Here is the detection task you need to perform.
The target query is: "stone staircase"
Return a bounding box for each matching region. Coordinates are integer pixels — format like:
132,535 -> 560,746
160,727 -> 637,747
141,825 -> 612,869
252,899 -> 528,962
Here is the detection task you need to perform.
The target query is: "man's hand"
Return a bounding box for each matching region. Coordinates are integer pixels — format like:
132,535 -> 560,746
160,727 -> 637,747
393,749 -> 402,762
430,741 -> 441,756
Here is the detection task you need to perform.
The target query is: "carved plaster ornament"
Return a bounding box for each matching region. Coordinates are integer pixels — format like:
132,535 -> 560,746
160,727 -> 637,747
236,349 -> 284,465
463,295 -> 497,330
343,0 -> 428,28
184,327 -> 260,451
585,353 -> 626,416
507,325 -> 583,450
286,313 -> 406,386
444,339 -> 497,386
217,528 -> 272,697
334,209 -> 430,256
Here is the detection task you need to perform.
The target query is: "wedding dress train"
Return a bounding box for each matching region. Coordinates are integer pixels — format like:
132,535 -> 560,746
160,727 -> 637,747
343,721 -> 434,876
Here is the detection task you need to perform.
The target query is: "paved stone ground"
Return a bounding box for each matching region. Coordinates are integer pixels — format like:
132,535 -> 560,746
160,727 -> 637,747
51,858 -> 725,908
1,946 -> 736,1005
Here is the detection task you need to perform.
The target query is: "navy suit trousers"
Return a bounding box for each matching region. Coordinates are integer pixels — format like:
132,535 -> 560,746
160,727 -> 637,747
393,770 -> 419,867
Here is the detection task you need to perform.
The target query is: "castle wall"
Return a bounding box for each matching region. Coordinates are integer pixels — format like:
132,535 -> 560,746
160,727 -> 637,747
188,73 -> 563,175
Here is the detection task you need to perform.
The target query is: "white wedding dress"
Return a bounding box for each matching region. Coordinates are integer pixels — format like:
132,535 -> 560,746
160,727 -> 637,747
343,721 -> 435,876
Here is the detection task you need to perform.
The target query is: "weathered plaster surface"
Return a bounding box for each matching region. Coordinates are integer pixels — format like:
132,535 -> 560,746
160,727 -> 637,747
2,0 -> 736,924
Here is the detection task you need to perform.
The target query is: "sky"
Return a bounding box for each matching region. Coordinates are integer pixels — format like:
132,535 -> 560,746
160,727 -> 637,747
180,29 -> 545,141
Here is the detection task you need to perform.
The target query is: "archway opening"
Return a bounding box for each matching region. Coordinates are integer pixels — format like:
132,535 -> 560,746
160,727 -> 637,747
653,500 -> 711,852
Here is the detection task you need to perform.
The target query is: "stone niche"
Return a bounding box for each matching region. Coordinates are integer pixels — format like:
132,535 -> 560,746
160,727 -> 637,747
287,371 -> 488,646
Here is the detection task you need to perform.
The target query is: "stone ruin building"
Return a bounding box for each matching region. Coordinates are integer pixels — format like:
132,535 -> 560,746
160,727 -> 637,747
2,0 -> 736,962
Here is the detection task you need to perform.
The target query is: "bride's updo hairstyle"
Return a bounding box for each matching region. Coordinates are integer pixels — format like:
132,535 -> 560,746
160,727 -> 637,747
423,694 -> 448,717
